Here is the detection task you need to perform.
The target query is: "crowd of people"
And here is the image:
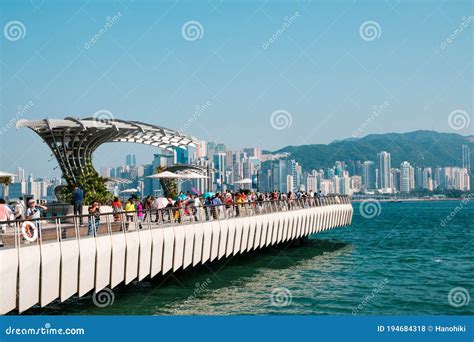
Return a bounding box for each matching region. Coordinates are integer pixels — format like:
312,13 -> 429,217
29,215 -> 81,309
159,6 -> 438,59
0,188 -> 341,239
104,188 -> 333,225
0,197 -> 48,246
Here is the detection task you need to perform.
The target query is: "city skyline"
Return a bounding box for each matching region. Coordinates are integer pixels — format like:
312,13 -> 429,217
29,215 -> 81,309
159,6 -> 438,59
2,142 -> 470,202
2,127 -> 473,180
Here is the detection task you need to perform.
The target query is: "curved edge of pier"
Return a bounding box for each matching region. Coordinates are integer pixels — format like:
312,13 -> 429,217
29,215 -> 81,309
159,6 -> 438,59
0,200 -> 353,315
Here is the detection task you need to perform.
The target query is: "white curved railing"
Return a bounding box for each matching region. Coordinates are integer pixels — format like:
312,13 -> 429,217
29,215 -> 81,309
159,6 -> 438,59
0,196 -> 353,315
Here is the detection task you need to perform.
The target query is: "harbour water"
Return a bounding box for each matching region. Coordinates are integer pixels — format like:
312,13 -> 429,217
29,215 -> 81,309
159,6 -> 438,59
29,200 -> 473,315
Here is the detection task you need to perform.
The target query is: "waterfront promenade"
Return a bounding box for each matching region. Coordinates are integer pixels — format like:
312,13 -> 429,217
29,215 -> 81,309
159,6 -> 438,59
0,196 -> 352,315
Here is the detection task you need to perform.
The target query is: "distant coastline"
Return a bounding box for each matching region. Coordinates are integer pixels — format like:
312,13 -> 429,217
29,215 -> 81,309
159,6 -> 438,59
351,197 -> 469,203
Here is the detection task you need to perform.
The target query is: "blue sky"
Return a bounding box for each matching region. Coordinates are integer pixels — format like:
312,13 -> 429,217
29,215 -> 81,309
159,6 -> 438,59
0,0 -> 472,177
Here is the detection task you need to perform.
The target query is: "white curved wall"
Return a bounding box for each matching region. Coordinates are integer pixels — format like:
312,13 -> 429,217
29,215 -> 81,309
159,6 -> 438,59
0,248 -> 18,315
192,223 -> 204,266
40,241 -> 61,307
60,239 -> 79,302
0,203 -> 353,314
162,227 -> 175,274
210,221 -> 220,262
173,225 -> 185,271
240,218 -> 250,252
201,222 -> 213,264
218,221 -> 228,260
95,235 -> 111,292
110,233 -> 126,288
138,228 -> 153,280
225,220 -> 235,257
183,224 -> 195,269
78,237 -> 96,297
124,230 -> 140,284
233,218 -> 243,256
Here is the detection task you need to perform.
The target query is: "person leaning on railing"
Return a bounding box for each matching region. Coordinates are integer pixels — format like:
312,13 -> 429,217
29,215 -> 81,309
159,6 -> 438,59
124,198 -> 135,227
87,201 -> 101,236
25,199 -> 47,236
112,197 -> 123,222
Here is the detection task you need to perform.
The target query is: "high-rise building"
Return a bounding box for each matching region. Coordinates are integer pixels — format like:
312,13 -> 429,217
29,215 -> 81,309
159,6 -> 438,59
125,153 -> 136,166
400,161 -> 412,193
391,168 -> 401,192
422,167 -> 433,191
319,179 -> 333,194
377,151 -> 392,191
271,159 -> 289,193
335,161 -> 344,177
351,175 -> 362,192
462,144 -> 470,172
213,153 -> 227,191
16,167 -> 25,183
340,175 -> 351,195
215,143 -> 226,154
206,141 -> 217,159
197,140 -> 207,159
174,148 -> 188,164
437,167 -> 470,191
306,175 -> 317,192
243,147 -> 262,160
226,150 -> 234,170
101,167 -> 112,178
8,182 -> 26,200
414,166 -> 423,189
286,175 -> 294,194
362,161 -> 376,190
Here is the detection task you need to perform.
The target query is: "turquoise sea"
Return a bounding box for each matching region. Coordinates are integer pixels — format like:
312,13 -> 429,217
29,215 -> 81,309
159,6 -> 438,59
31,200 -> 473,315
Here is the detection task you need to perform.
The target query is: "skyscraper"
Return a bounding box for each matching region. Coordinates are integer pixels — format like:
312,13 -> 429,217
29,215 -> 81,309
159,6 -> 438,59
362,161 -> 376,190
462,144 -> 470,172
125,153 -> 136,167
213,153 -> 227,191
422,167 -> 433,191
400,161 -> 412,193
377,151 -> 392,191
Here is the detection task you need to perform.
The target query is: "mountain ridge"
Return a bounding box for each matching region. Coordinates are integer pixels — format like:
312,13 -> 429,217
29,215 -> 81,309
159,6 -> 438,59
269,130 -> 473,171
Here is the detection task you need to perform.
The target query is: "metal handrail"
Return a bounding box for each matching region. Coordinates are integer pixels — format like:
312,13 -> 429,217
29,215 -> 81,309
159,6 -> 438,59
0,195 -> 350,246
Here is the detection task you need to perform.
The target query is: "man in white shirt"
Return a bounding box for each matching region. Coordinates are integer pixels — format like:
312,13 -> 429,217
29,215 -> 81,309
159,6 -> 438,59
26,199 -> 47,220
14,197 -> 25,220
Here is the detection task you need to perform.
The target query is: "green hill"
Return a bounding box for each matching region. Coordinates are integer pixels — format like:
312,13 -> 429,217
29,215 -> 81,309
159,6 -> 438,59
272,130 -> 473,171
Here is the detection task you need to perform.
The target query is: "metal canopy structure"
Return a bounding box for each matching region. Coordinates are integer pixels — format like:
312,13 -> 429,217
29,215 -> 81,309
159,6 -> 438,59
16,117 -> 198,186
166,164 -> 208,176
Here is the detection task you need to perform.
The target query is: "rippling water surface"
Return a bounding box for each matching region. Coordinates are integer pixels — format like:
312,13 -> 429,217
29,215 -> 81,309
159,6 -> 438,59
32,201 -> 473,315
